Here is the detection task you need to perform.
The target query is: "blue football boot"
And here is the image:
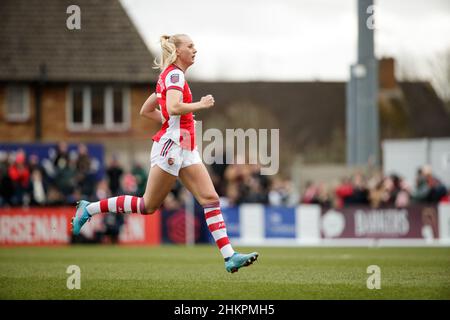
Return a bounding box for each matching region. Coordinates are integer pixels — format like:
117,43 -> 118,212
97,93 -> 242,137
71,200 -> 91,235
225,252 -> 259,273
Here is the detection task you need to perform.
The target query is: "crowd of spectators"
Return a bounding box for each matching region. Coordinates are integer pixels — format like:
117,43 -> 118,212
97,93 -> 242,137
0,143 -> 147,208
1,144 -> 448,209
207,161 -> 298,207
300,165 -> 449,209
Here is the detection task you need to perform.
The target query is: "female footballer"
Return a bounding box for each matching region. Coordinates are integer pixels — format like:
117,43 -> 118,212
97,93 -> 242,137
72,34 -> 258,273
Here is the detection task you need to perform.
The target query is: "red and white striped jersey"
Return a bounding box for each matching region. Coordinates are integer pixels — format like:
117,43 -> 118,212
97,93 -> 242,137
152,64 -> 196,150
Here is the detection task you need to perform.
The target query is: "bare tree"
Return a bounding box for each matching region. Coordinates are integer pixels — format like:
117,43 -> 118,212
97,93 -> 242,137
427,48 -> 450,105
397,48 -> 450,111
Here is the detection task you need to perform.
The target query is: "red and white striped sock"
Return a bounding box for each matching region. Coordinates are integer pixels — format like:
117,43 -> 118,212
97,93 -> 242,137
204,202 -> 235,259
85,196 -> 146,216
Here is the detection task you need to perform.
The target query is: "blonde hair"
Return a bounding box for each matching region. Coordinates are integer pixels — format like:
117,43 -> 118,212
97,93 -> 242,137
153,34 -> 188,71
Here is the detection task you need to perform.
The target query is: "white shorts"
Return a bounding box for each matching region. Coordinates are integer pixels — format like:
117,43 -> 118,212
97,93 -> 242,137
150,138 -> 202,176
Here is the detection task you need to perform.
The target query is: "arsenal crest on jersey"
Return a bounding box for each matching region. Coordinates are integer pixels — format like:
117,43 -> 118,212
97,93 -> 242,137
170,74 -> 179,83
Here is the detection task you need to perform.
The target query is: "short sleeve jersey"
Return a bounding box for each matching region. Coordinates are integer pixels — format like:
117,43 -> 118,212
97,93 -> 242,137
152,64 -> 195,150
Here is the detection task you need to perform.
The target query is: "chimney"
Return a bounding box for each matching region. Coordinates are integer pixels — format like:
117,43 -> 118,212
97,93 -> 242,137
379,58 -> 397,90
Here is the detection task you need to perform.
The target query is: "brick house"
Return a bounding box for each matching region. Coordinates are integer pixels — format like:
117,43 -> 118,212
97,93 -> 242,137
0,0 -> 159,167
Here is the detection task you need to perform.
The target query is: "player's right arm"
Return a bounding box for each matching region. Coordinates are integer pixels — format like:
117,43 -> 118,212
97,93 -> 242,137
166,90 -> 214,116
140,92 -> 163,123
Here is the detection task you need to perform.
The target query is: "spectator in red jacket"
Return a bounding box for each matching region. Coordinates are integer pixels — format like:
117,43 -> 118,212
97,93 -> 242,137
8,150 -> 30,205
335,177 -> 353,208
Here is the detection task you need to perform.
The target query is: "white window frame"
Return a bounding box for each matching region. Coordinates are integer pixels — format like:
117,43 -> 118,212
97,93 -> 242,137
66,85 -> 90,131
104,86 -> 131,131
66,86 -> 130,132
4,85 -> 30,122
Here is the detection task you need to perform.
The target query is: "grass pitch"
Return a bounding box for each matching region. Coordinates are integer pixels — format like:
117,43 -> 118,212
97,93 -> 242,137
0,245 -> 449,299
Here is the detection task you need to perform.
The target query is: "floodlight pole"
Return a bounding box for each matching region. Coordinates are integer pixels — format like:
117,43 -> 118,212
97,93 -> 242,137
346,0 -> 379,166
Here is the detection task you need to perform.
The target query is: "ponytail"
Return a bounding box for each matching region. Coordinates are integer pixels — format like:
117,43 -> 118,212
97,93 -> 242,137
153,34 -> 187,71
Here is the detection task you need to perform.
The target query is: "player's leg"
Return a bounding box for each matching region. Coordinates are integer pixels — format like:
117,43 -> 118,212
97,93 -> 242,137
84,165 -> 175,216
142,164 -> 178,214
72,164 -> 177,235
178,162 -> 258,272
178,163 -> 233,256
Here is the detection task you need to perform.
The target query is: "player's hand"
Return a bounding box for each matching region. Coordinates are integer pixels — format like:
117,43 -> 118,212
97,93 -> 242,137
200,95 -> 215,109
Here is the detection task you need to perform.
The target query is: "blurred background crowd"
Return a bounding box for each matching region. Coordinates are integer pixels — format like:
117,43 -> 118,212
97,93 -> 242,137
1,143 -> 448,210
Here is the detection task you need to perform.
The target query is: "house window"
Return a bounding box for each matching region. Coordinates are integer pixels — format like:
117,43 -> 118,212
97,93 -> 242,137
5,85 -> 30,122
113,88 -> 124,124
67,86 -> 130,131
71,87 -> 83,124
91,87 -> 105,126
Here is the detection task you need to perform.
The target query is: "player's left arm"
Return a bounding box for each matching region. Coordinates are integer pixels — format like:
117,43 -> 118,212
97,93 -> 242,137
140,93 -> 163,123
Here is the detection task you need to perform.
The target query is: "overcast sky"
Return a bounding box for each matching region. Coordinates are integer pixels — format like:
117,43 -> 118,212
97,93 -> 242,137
120,0 -> 450,82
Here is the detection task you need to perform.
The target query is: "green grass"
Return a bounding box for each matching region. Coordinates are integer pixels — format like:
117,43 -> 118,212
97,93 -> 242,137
0,246 -> 449,299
